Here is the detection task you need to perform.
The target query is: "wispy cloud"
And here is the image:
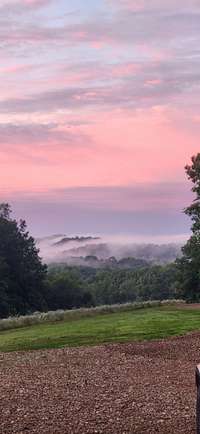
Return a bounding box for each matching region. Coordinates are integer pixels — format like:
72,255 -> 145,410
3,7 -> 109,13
0,122 -> 91,147
1,56 -> 200,114
109,0 -> 200,11
0,0 -> 52,14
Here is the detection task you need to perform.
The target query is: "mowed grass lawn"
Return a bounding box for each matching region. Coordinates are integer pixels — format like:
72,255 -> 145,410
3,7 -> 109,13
1,306 -> 200,352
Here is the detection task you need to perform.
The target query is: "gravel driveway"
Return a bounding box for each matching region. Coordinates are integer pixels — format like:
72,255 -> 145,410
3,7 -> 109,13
0,332 -> 199,434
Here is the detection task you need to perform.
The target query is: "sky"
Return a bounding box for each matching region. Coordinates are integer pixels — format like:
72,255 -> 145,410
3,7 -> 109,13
0,0 -> 199,238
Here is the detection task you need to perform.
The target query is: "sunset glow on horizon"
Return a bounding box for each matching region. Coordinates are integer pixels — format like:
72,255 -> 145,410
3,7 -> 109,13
1,0 -> 199,236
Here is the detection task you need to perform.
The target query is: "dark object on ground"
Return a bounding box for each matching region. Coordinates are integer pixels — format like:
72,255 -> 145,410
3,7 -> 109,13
0,332 -> 198,433
196,365 -> 200,433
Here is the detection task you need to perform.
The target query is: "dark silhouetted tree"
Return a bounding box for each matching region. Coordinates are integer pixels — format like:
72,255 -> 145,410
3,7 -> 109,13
176,154 -> 200,300
0,203 -> 47,317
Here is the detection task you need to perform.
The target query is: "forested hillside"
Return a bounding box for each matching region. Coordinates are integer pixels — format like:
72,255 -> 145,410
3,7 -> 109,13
0,206 -> 178,317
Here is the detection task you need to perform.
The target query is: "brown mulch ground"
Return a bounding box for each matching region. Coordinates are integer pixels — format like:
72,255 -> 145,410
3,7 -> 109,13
0,333 -> 200,434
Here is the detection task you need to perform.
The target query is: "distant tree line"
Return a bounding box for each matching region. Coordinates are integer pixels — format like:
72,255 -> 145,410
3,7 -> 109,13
47,263 -> 177,308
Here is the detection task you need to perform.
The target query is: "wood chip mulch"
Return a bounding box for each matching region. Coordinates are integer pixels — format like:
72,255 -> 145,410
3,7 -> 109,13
0,332 -> 199,434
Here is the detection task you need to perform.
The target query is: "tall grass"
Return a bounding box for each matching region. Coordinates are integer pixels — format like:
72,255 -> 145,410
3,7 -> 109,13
0,299 -> 185,333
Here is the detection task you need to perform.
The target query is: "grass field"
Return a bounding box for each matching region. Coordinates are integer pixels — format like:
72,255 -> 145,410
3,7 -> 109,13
0,306 -> 200,352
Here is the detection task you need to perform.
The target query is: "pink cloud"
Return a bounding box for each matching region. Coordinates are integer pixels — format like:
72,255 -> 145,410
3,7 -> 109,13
0,64 -> 31,74
0,107 -> 199,196
5,0 -> 51,9
109,0 -> 200,11
144,79 -> 162,86
111,63 -> 140,78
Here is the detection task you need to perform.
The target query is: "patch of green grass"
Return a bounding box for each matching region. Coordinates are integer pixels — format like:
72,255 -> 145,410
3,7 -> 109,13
0,307 -> 200,352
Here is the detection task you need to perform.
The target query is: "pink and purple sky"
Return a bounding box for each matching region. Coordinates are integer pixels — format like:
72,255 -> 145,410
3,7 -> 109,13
1,0 -> 199,237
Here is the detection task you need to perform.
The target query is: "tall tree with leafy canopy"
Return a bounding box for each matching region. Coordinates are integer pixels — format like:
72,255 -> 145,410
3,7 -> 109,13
176,154 -> 200,301
0,203 -> 47,317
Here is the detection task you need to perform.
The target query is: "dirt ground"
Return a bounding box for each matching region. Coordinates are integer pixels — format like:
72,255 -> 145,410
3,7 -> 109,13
0,332 -> 199,434
177,303 -> 200,310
